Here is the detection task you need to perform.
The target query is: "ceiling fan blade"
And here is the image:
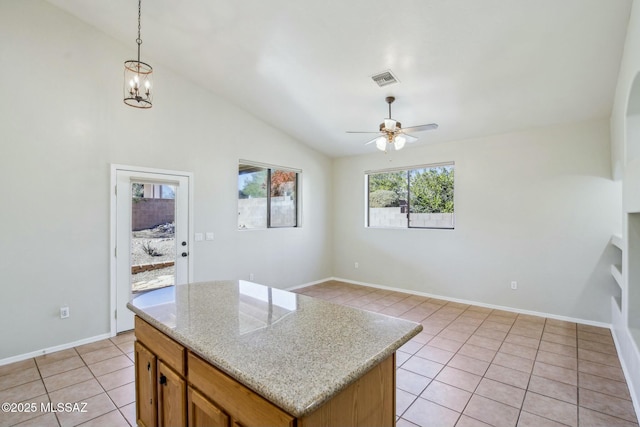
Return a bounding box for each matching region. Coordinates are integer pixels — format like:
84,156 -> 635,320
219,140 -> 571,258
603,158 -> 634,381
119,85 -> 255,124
402,133 -> 418,143
346,131 -> 382,134
402,123 -> 439,132
364,136 -> 382,145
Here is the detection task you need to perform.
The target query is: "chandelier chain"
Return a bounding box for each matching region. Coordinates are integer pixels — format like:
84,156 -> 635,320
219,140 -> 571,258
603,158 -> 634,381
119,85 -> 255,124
136,0 -> 142,46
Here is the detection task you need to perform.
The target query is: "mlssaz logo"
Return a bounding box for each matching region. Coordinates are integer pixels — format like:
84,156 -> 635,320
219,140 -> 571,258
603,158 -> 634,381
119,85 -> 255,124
41,402 -> 88,413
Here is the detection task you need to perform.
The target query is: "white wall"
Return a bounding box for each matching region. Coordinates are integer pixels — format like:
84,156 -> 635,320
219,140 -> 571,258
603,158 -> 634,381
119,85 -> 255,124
0,0 -> 333,359
609,0 -> 640,414
333,120 -> 621,323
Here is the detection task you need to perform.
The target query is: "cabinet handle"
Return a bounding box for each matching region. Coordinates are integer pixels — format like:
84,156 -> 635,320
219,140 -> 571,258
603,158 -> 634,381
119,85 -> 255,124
159,374 -> 167,385
147,362 -> 153,405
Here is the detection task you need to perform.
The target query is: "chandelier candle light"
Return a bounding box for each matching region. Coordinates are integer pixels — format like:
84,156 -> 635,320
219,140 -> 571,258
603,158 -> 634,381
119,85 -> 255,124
123,0 -> 152,108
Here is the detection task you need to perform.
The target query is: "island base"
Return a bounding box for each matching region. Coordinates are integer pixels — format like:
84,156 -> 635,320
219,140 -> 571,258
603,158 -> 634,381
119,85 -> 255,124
134,316 -> 396,427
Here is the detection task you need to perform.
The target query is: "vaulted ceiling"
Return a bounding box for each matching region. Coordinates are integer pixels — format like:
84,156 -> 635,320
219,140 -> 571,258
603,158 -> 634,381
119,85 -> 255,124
46,0 -> 632,157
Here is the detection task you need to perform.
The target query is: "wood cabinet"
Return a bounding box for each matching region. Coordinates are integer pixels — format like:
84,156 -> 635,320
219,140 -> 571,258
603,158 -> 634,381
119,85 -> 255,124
187,387 -> 229,427
134,341 -> 157,427
157,360 -> 187,427
135,342 -> 187,427
135,316 -> 395,427
134,317 -> 187,427
188,352 -> 294,427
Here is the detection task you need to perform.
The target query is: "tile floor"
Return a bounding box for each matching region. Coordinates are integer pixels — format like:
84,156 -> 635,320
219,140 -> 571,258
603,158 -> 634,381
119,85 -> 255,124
0,333 -> 135,427
293,281 -> 639,427
0,280 -> 637,427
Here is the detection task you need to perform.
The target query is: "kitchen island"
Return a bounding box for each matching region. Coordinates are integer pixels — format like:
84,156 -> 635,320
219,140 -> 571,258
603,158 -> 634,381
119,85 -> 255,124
127,280 -> 422,427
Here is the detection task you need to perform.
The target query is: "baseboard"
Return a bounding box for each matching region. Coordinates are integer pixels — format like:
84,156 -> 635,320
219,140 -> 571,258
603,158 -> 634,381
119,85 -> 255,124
307,277 -> 611,329
286,277 -> 334,291
0,333 -> 113,367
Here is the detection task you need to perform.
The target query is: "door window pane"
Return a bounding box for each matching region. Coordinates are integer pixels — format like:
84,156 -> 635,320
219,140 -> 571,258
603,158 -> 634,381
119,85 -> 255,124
131,182 -> 176,294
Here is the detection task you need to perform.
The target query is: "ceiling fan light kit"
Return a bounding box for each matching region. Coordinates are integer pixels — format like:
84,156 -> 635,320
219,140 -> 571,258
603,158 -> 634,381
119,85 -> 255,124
347,96 -> 438,153
394,135 -> 406,150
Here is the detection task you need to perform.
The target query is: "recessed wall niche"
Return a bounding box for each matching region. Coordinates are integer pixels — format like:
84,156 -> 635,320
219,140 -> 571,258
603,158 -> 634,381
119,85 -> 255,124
625,72 -> 640,349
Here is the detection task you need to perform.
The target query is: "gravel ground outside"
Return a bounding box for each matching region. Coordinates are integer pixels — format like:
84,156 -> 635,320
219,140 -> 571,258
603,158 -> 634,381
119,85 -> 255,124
131,224 -> 175,293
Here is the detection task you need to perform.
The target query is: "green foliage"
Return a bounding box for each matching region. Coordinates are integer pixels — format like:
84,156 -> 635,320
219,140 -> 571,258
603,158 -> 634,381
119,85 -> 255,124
368,171 -> 407,200
368,167 -> 454,213
240,170 -> 267,198
132,183 -> 144,199
409,167 -> 454,213
369,190 -> 400,207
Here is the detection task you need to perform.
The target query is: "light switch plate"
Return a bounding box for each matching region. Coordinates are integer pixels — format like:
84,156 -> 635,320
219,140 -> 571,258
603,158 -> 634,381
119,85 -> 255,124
195,233 -> 204,241
205,232 -> 214,241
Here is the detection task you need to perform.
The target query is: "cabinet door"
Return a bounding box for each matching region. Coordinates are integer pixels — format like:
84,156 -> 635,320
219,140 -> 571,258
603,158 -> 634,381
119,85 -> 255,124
135,342 -> 157,427
157,360 -> 187,427
188,387 -> 229,427
188,353 -> 295,427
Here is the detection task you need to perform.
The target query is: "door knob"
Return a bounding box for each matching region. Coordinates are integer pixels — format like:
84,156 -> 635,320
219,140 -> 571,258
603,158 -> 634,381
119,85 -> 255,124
181,252 -> 188,257
181,241 -> 187,246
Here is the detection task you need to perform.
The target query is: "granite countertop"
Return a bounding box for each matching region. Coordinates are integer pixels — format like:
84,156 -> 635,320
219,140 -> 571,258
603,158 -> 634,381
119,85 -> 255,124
127,280 -> 422,417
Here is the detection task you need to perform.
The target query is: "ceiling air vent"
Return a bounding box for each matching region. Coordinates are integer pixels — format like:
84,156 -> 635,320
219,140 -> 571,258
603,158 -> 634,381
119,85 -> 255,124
371,70 -> 399,87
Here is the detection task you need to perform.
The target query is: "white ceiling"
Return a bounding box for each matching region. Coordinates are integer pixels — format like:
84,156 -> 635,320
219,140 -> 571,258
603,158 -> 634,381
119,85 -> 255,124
46,0 -> 632,157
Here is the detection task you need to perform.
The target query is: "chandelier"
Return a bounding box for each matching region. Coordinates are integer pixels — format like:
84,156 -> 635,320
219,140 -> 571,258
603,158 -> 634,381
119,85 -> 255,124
123,0 -> 152,108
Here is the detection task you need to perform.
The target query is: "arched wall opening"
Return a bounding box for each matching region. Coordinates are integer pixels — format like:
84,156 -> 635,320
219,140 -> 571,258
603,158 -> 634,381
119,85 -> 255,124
625,71 -> 640,345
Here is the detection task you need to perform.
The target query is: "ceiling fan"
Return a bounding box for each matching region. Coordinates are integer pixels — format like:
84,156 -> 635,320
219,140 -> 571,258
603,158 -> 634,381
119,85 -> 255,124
347,96 -> 438,152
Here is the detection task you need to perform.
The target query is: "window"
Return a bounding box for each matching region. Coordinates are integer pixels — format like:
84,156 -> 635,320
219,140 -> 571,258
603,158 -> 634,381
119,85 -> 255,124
366,162 -> 454,229
238,162 -> 299,229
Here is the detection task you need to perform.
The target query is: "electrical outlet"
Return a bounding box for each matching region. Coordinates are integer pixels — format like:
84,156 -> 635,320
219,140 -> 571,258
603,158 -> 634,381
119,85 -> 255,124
354,262 -> 359,269
60,306 -> 70,319
249,273 -> 254,281
511,281 -> 518,290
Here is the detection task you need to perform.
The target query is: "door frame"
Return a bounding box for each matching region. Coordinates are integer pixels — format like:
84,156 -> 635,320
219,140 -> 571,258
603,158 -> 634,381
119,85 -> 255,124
109,164 -> 194,336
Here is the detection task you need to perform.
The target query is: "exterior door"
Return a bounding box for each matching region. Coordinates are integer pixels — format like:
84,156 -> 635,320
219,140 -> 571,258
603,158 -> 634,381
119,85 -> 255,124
114,167 -> 190,333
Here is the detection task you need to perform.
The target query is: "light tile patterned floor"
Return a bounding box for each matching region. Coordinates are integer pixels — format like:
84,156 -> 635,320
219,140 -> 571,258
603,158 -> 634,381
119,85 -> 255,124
0,280 -> 638,427
294,281 -> 640,427
0,333 -> 135,427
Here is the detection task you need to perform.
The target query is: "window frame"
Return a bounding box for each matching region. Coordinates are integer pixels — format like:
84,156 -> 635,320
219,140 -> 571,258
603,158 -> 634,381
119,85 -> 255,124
238,160 -> 301,230
365,162 -> 455,230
